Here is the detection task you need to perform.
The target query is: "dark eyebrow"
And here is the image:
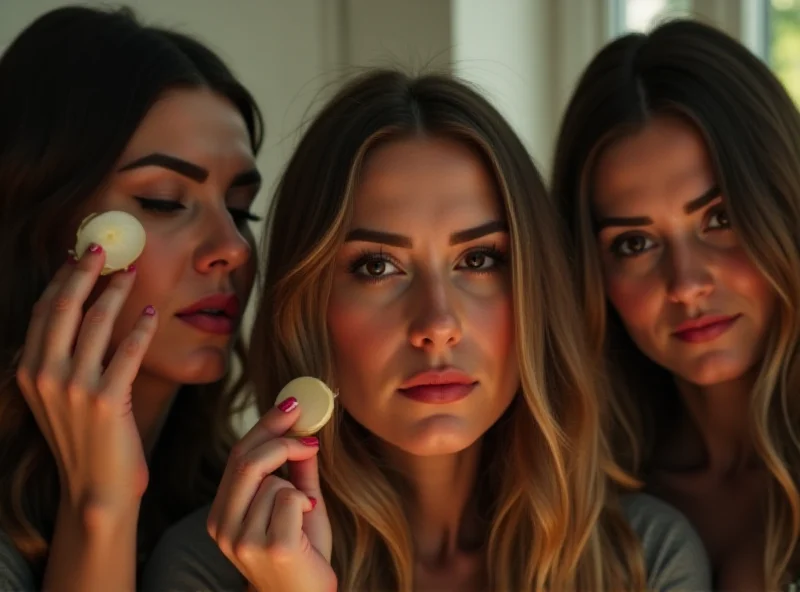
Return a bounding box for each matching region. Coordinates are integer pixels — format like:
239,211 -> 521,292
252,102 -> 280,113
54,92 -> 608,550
595,185 -> 722,232
231,169 -> 262,188
118,153 -> 208,183
344,229 -> 411,248
449,220 -> 508,245
344,220 -> 508,248
684,185 -> 721,214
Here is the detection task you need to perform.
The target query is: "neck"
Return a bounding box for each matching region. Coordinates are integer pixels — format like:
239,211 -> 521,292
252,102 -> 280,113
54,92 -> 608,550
130,372 -> 180,457
382,440 -> 484,566
671,368 -> 757,476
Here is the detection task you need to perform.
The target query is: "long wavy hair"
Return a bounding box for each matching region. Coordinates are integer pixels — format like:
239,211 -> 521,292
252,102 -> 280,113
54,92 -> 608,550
248,69 -> 645,591
0,5 -> 263,575
552,19 -> 800,588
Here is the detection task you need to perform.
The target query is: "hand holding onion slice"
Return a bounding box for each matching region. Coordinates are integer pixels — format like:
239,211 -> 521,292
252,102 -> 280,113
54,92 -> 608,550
70,211 -> 146,275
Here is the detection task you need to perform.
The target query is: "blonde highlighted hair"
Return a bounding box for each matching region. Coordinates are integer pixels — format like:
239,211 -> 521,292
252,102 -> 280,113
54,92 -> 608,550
249,69 -> 646,590
552,19 -> 800,588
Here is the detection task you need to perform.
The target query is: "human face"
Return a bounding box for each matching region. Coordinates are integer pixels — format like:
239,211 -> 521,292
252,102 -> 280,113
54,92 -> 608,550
82,89 -> 259,385
592,115 -> 777,386
327,136 -> 519,457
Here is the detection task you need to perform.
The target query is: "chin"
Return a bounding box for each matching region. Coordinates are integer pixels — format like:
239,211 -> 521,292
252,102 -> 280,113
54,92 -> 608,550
674,351 -> 754,387
389,416 -> 483,456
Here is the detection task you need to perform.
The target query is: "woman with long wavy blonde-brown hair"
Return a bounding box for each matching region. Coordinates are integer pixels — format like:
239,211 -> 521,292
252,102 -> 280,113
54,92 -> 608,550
552,18 -> 800,591
145,69 -> 710,591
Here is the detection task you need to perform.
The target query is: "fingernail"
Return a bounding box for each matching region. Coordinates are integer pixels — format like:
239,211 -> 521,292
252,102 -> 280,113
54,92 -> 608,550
125,264 -> 136,273
298,436 -> 319,447
67,254 -> 78,265
277,397 -> 298,413
88,243 -> 102,254
308,497 -> 317,510
143,305 -> 156,316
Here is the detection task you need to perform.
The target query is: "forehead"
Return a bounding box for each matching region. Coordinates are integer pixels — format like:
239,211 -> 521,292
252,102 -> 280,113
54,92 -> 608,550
352,136 -> 503,226
592,115 -> 715,211
118,89 -> 254,166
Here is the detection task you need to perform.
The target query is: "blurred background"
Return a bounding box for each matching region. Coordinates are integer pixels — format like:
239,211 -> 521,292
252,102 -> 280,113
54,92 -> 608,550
2,0 -> 798,429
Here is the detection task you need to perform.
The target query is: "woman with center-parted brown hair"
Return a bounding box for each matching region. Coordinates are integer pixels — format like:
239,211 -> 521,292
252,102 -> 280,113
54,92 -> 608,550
552,18 -> 800,590
144,70 -> 711,591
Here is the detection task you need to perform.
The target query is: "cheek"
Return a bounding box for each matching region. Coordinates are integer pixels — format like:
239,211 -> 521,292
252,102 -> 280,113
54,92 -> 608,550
464,290 -> 514,358
723,250 -> 778,321
604,269 -> 661,332
327,285 -> 398,385
106,234 -> 186,347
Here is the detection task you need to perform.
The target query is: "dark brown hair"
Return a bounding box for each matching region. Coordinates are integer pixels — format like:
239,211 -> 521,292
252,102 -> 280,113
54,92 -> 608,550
0,5 -> 263,575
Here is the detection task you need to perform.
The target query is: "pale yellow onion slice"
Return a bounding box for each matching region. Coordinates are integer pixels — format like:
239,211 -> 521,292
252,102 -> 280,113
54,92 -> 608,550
274,377 -> 335,437
72,211 -> 146,275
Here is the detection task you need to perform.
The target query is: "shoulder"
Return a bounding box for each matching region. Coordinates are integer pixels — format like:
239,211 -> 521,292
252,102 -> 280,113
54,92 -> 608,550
620,492 -> 712,591
141,505 -> 244,592
0,530 -> 36,591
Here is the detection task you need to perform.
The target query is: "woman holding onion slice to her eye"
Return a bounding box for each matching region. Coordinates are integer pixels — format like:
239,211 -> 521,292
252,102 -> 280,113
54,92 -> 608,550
0,5 -> 264,591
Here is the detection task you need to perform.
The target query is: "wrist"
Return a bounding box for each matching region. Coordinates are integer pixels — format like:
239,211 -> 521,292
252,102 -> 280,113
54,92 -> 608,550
58,495 -> 140,538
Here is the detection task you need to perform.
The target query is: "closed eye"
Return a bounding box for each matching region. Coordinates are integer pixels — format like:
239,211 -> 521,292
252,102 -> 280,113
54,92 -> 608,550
134,196 -> 185,213
228,208 -> 262,226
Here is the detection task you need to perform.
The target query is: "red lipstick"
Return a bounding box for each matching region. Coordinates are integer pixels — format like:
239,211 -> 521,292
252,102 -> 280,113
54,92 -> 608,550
672,314 -> 741,344
175,293 -> 240,335
397,368 -> 477,404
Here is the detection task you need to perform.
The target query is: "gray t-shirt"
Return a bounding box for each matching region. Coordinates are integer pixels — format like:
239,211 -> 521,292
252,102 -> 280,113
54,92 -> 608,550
0,530 -> 35,591
138,492 -> 711,591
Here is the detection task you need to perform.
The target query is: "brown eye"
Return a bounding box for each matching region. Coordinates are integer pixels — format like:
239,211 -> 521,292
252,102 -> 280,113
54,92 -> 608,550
365,260 -> 386,276
464,252 -> 487,269
707,208 -> 730,229
612,234 -> 654,257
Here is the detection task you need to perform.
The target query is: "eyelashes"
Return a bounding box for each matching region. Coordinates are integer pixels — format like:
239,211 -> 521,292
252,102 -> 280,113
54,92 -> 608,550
608,204 -> 732,259
347,245 -> 508,284
133,197 -> 262,226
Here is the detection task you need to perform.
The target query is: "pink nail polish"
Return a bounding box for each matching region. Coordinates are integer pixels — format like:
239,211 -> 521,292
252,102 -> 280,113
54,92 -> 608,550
88,243 -> 102,254
298,436 -> 319,447
143,305 -> 156,316
277,397 -> 298,413
67,254 -> 78,265
125,264 -> 136,273
308,497 -> 318,510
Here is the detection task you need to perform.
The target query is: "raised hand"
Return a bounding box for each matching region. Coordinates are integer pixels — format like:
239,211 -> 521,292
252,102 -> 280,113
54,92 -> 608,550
207,400 -> 335,592
16,244 -> 157,513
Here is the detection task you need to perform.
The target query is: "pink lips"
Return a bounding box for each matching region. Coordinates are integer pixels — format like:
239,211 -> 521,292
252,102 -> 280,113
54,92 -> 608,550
175,293 -> 240,335
397,368 -> 478,404
672,314 -> 741,344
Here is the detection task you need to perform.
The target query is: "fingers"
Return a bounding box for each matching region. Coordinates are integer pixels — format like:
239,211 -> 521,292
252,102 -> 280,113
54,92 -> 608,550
288,453 -> 322,498
17,258 -> 78,390
71,267 -> 137,385
263,487 -> 312,551
99,305 -> 158,401
232,399 -> 303,454
39,245 -> 107,369
233,478 -> 303,555
288,455 -> 332,561
210,436 -> 320,540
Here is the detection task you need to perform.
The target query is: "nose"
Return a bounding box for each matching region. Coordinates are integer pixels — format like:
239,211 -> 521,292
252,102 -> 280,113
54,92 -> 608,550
407,273 -> 462,353
194,209 -> 252,273
665,241 -> 714,305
